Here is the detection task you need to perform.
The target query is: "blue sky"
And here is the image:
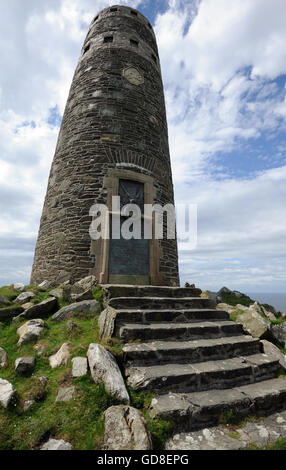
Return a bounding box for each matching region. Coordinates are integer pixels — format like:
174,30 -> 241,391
0,0 -> 286,293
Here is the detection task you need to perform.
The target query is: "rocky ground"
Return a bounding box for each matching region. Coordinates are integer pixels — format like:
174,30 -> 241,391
0,280 -> 286,450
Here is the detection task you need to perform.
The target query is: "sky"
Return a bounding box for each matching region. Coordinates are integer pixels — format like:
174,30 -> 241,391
0,0 -> 286,293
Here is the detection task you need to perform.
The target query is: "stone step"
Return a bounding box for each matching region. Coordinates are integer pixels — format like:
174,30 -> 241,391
102,284 -> 202,300
165,409 -> 286,450
111,308 -> 229,325
150,377 -> 286,432
123,336 -> 262,366
108,296 -> 213,310
118,320 -> 245,342
126,354 -> 280,393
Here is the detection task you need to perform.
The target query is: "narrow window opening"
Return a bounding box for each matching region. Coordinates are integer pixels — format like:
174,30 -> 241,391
93,15 -> 99,22
84,44 -> 90,54
130,39 -> 139,48
110,7 -> 118,12
104,36 -> 114,43
130,10 -> 138,16
148,22 -> 152,29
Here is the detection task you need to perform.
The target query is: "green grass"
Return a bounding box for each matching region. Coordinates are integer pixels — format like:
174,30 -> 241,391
0,310 -> 174,450
229,431 -> 240,440
0,308 -> 125,450
229,309 -> 245,322
0,286 -> 21,304
218,410 -> 263,428
145,413 -> 175,450
220,291 -> 255,307
92,286 -> 104,309
246,437 -> 286,450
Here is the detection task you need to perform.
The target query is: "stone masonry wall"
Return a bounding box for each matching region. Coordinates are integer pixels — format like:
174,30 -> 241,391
31,5 -> 179,286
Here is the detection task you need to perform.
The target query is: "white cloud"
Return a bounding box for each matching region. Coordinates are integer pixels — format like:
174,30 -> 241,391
0,0 -> 286,293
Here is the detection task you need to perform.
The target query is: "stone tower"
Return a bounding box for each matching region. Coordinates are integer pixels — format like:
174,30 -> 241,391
31,5 -> 179,287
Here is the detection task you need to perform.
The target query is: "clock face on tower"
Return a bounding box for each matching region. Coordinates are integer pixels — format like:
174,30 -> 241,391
123,66 -> 144,85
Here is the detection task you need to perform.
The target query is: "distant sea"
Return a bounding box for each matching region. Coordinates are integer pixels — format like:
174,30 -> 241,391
247,293 -> 286,313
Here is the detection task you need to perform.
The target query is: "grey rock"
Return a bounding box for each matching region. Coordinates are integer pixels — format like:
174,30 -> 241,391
22,302 -> 34,311
15,357 -> 36,377
232,305 -> 273,340
0,378 -> 16,409
41,439 -> 72,450
13,283 -> 25,292
16,297 -> 58,321
52,300 -> 100,322
49,288 -> 64,299
70,290 -> 94,302
0,295 -> 9,306
104,405 -> 152,450
23,399 -> 35,411
74,275 -> 97,292
260,305 -> 277,322
87,343 -> 129,404
15,291 -> 35,305
17,319 -> 45,346
49,343 -> 70,368
56,386 -> 76,402
166,427 -> 245,450
271,324 -> 286,348
0,306 -> 24,322
72,357 -> 88,377
98,306 -> 117,340
62,276 -> 97,302
261,340 -> 286,370
38,280 -> 51,290
0,347 -> 8,367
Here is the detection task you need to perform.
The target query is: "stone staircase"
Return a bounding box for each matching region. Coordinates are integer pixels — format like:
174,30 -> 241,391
100,285 -> 286,434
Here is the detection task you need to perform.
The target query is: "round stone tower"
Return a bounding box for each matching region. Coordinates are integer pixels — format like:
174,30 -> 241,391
31,5 -> 179,287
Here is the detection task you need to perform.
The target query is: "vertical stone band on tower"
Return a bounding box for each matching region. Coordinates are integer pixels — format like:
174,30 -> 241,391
31,5 -> 179,287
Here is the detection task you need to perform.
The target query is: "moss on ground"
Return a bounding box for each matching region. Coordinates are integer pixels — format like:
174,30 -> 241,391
0,284 -> 174,450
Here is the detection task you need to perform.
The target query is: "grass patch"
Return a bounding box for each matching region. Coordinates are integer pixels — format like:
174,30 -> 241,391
229,431 -> 240,440
278,367 -> 286,378
93,286 -> 104,310
0,310 -> 125,450
0,285 -> 21,303
145,413 -> 174,450
218,410 -> 263,428
220,292 -> 255,307
229,309 -> 245,322
246,437 -> 286,450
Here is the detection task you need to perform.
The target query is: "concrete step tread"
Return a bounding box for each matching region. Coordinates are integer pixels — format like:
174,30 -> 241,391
119,320 -> 245,342
150,377 -> 286,426
127,353 -> 278,378
121,320 -> 240,331
109,296 -> 214,311
123,335 -> 259,353
102,285 -> 202,299
114,308 -> 227,313
110,296 -> 211,301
